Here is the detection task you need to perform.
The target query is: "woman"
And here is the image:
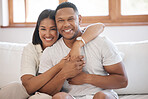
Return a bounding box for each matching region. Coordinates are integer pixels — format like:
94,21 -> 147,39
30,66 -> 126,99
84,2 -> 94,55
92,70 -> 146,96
0,9 -> 104,99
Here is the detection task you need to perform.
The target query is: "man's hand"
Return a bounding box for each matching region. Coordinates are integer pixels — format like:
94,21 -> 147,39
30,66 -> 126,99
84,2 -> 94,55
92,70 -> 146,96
68,72 -> 88,85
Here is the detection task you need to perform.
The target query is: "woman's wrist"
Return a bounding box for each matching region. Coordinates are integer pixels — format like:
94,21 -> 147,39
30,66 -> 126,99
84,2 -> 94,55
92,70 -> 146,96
56,62 -> 63,70
73,40 -> 84,48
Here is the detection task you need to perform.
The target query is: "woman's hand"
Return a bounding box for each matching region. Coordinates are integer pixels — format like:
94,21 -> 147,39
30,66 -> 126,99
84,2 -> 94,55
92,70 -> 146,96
57,55 -> 70,69
60,55 -> 85,79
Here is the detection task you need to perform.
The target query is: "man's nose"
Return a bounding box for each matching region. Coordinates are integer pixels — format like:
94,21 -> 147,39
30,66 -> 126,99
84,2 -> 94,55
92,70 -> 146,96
63,21 -> 70,27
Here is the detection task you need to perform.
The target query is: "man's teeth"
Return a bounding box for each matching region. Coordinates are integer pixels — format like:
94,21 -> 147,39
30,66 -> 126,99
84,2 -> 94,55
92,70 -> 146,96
64,29 -> 71,32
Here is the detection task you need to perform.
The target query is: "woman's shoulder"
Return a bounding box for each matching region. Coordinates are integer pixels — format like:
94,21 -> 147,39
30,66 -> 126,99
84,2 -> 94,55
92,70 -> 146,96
24,43 -> 42,53
24,43 -> 35,50
25,43 -> 41,48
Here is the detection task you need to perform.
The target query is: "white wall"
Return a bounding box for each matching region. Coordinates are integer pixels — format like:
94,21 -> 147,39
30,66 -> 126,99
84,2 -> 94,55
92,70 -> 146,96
0,0 -> 2,26
0,28 -> 34,44
0,0 -> 148,44
102,26 -> 148,43
0,26 -> 148,44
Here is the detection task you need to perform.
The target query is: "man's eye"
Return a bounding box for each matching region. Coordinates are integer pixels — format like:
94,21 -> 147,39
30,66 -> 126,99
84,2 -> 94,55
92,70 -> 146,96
58,20 -> 64,22
69,18 -> 73,21
68,18 -> 74,21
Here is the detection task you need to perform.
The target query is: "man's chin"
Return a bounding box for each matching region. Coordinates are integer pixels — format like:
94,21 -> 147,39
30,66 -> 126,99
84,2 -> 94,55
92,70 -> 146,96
62,36 -> 73,40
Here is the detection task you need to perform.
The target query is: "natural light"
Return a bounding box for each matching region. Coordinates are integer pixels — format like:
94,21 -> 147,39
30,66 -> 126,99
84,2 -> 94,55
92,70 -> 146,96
13,0 -> 109,22
121,0 -> 148,15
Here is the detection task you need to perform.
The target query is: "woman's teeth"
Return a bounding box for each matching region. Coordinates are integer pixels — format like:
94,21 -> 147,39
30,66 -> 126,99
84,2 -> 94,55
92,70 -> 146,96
45,38 -> 52,41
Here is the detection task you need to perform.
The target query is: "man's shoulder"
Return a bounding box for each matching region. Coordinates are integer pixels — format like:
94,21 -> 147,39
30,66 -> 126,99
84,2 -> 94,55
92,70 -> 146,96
94,36 -> 110,41
51,37 -> 64,47
85,36 -> 114,51
88,36 -> 110,45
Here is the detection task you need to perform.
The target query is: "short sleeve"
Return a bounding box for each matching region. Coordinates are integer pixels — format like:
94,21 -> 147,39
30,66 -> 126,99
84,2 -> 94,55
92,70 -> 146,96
39,47 -> 53,73
21,44 -> 37,76
101,37 -> 122,66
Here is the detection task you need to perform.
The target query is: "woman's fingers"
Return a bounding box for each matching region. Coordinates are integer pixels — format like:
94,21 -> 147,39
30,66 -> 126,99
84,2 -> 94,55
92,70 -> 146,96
72,55 -> 84,62
63,54 -> 70,60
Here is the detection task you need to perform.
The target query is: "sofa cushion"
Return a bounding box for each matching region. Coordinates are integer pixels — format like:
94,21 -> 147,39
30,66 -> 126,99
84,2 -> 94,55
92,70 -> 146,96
0,42 -> 26,87
115,40 -> 148,94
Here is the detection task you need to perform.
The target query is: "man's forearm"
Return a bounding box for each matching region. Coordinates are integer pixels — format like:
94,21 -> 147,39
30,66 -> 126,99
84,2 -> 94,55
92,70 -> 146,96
85,74 -> 128,89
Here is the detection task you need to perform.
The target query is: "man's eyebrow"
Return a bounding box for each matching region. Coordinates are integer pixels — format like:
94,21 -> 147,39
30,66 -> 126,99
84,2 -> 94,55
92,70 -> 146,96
57,17 -> 63,20
56,16 -> 75,20
69,16 -> 74,18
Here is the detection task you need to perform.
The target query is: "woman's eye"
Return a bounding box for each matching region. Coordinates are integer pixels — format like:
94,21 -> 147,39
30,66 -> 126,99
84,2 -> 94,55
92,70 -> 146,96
41,29 -> 46,30
51,28 -> 56,30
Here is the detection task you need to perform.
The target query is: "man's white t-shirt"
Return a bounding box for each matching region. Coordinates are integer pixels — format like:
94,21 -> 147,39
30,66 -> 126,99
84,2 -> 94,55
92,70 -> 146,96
39,36 -> 122,96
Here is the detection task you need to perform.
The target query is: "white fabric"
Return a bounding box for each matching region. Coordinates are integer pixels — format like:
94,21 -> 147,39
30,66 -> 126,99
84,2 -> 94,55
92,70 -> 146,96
29,92 -> 52,99
1,40 -> 148,98
0,42 -> 26,87
119,94 -> 148,99
39,36 -> 122,97
74,90 -> 119,99
21,43 -> 43,76
0,82 -> 29,99
115,40 -> 148,94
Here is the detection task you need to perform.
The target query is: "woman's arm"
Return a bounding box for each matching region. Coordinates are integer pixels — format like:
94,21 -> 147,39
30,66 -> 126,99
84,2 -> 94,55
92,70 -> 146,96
81,22 -> 105,45
69,23 -> 105,59
21,63 -> 62,95
21,44 -> 66,95
38,55 -> 85,96
21,51 -> 84,95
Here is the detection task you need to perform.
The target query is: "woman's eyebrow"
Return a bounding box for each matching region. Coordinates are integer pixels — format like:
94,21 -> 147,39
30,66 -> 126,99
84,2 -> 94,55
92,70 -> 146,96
39,26 -> 45,28
50,26 -> 56,28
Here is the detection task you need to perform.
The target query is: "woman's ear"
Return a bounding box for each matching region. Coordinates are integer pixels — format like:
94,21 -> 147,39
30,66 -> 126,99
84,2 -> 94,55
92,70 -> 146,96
78,15 -> 82,25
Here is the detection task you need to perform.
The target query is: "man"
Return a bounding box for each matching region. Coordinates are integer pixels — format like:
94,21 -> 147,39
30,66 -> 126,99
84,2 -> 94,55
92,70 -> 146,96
39,2 -> 128,99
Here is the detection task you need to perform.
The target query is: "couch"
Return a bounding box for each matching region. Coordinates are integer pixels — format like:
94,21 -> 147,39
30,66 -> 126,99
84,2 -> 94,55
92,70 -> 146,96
0,40 -> 148,99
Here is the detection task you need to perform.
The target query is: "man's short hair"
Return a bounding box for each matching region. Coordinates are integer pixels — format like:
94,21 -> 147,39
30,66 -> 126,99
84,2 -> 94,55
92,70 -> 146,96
55,2 -> 79,15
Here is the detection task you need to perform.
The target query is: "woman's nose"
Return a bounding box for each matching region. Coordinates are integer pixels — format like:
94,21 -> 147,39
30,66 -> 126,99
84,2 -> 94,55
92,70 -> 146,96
46,30 -> 52,36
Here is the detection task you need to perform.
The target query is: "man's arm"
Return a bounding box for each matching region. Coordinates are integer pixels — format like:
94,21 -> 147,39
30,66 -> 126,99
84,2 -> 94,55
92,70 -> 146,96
86,62 -> 128,89
69,62 -> 128,89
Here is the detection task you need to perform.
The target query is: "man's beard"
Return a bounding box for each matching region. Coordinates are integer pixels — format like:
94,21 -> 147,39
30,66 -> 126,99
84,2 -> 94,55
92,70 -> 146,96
62,30 -> 79,40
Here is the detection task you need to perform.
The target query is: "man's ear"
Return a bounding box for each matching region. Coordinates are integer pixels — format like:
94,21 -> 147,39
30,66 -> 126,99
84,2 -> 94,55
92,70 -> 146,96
78,15 -> 82,25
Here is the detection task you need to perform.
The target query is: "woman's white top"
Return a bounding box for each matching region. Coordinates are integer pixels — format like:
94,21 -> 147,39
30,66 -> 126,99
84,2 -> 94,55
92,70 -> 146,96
21,43 -> 43,76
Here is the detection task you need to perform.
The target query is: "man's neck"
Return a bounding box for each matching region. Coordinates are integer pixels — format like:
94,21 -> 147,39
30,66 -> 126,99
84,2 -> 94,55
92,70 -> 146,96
63,32 -> 82,48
